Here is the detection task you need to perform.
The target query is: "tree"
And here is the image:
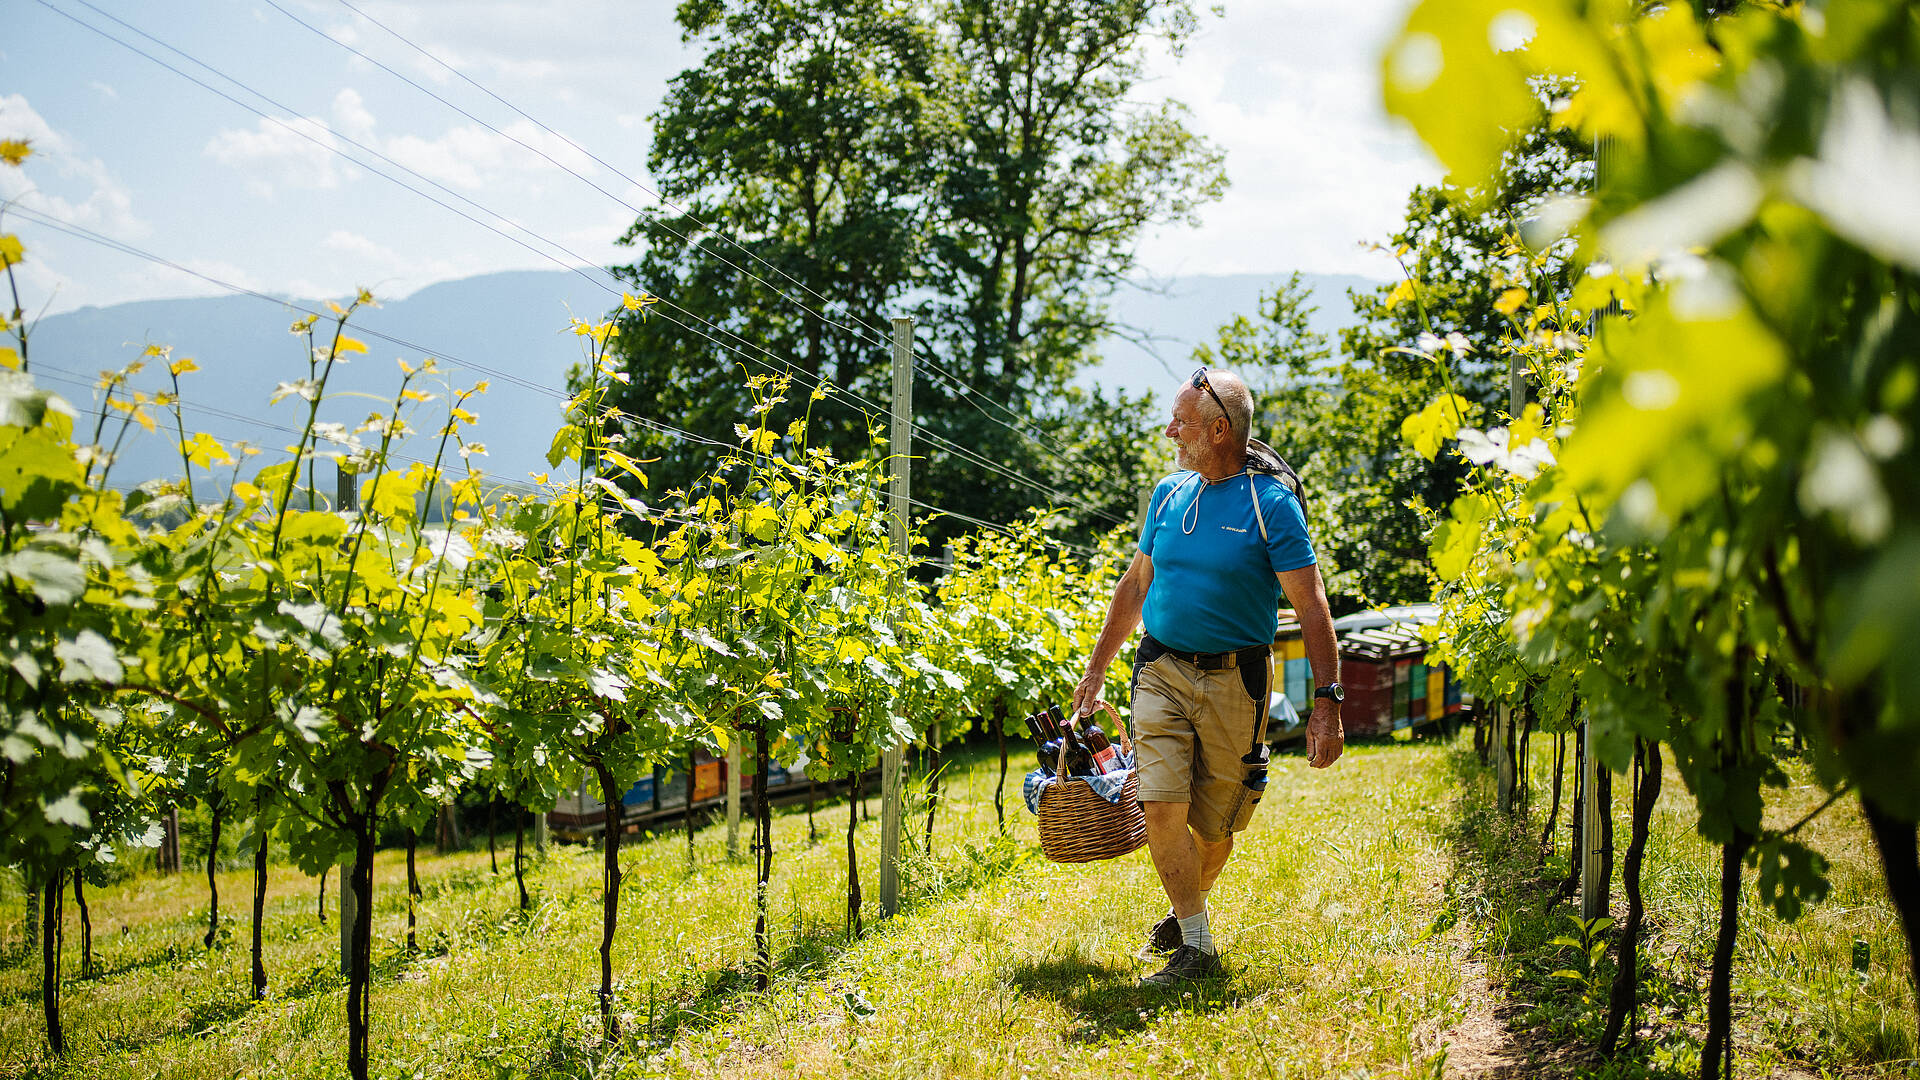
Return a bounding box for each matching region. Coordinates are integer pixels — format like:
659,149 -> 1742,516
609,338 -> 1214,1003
914,0 -> 1224,545
1344,119 -> 1590,411
609,0 -> 1218,550
1386,0 -> 1920,1067
1193,273 -> 1473,612
1191,120 -> 1588,611
609,0 -> 939,497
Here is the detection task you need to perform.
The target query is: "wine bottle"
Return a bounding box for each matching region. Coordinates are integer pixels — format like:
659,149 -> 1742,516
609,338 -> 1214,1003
1082,718 -> 1121,774
1038,739 -> 1061,776
1024,713 -> 1051,749
1057,719 -> 1094,777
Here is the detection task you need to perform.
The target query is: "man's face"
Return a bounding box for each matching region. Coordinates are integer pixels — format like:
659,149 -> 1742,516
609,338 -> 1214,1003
1165,386 -> 1216,469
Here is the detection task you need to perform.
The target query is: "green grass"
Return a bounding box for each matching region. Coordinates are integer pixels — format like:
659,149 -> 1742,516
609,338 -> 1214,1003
1,732 -> 1912,1079
1444,735 -> 1917,1079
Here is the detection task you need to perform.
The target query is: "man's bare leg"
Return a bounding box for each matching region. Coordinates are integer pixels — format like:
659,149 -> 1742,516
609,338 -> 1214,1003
1196,832 -> 1233,894
1145,800 -> 1218,917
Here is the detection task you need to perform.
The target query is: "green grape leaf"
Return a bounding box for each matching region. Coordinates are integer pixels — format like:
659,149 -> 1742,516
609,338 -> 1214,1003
55,630 -> 123,684
0,370 -> 70,427
278,601 -> 346,652
588,666 -> 629,703
280,510 -> 348,547
0,425 -> 85,517
1381,0 -> 1537,189
42,790 -> 90,828
744,504 -> 780,542
547,425 -> 583,467
1750,835 -> 1831,923
3,548 -> 86,605
1401,393 -> 1474,460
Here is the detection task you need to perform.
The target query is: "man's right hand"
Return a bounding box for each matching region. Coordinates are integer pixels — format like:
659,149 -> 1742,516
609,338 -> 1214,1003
1305,699 -> 1344,769
1070,670 -> 1105,721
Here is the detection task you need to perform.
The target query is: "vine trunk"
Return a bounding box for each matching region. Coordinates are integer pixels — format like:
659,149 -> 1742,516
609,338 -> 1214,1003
72,869 -> 92,979
1861,794 -> 1920,1030
345,815 -> 377,1080
251,825 -> 268,999
594,761 -> 623,1042
1603,738 -> 1661,1055
204,796 -> 222,949
1699,826 -> 1753,1080
40,874 -> 62,1056
994,701 -> 1008,831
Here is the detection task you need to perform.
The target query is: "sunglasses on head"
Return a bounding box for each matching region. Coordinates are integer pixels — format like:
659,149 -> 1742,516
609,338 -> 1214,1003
1190,368 -> 1228,422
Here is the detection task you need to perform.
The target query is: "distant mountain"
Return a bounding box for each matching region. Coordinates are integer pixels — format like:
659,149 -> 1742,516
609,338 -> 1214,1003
28,268 -> 1383,490
30,270 -> 611,493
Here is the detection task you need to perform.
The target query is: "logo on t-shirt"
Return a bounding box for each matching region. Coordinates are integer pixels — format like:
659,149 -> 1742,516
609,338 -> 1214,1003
1221,525 -> 1246,534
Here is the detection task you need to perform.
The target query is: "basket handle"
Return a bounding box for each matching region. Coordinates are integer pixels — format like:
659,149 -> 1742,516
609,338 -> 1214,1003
1060,700 -> 1132,763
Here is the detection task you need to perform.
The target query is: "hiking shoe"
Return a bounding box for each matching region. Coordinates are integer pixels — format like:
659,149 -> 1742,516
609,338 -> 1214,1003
1140,913 -> 1183,957
1140,944 -> 1224,986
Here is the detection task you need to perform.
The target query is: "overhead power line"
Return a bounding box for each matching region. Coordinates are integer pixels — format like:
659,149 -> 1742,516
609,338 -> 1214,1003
36,0 -> 895,441
279,0 -> 897,354
28,2 -> 1134,530
15,201 -> 1120,527
37,359 -> 1100,559
313,0 -> 1145,501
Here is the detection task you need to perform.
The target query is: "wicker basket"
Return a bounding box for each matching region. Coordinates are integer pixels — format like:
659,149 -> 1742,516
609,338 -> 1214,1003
1036,701 -> 1148,864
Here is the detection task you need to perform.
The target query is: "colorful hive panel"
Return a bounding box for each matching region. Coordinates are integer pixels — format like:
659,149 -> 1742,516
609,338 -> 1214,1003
621,776 -> 655,807
693,760 -> 723,802
1286,657 -> 1311,711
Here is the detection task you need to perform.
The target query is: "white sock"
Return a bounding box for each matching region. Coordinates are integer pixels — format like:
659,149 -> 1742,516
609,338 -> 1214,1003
1177,909 -> 1215,955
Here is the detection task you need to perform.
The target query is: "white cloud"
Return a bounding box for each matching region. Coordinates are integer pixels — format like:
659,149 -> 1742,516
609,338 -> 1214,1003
321,227 -> 401,261
205,111 -> 351,193
88,81 -> 117,100
316,228 -> 469,297
102,255 -> 279,306
0,94 -> 147,238
318,0 -> 692,99
205,81 -> 601,202
382,118 -> 599,192
1132,0 -> 1441,278
332,87 -> 377,143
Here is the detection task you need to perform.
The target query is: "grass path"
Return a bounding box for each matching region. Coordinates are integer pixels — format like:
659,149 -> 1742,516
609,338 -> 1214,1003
1,735 -> 1911,1079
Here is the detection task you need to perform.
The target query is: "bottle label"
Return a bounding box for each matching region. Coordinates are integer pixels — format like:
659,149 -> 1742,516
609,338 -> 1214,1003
1093,745 -> 1120,774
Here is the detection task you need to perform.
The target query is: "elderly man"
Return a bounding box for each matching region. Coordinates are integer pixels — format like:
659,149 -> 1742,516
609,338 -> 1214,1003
1070,367 -> 1344,986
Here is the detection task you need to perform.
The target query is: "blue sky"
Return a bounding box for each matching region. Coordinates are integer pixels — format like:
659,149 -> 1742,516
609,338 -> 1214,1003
5,0 -> 1441,317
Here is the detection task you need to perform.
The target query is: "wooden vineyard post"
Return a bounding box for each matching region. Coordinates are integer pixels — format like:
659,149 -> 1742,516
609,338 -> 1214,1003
879,315 -> 913,918
332,466 -> 362,978
726,733 -> 743,859
1494,702 -> 1515,813
1581,715 -> 1608,920
337,856 -> 356,977
158,804 -> 181,874
1577,153 -> 1619,922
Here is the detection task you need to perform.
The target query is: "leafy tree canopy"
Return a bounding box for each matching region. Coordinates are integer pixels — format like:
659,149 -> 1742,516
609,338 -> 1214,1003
607,0 -> 1224,551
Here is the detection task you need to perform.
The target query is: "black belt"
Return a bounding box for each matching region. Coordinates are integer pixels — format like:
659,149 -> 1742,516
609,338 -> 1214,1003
1139,633 -> 1268,672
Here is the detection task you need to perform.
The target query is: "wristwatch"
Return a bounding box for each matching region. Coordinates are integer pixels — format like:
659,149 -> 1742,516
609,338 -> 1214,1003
1314,683 -> 1345,703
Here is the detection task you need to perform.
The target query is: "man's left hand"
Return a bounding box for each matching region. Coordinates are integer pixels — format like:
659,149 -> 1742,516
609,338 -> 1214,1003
1306,700 -> 1344,769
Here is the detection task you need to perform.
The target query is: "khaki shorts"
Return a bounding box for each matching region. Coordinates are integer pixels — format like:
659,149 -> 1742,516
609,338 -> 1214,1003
1130,639 -> 1271,843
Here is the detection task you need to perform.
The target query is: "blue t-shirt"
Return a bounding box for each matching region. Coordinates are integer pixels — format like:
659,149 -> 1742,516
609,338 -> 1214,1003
1138,470 -> 1316,654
